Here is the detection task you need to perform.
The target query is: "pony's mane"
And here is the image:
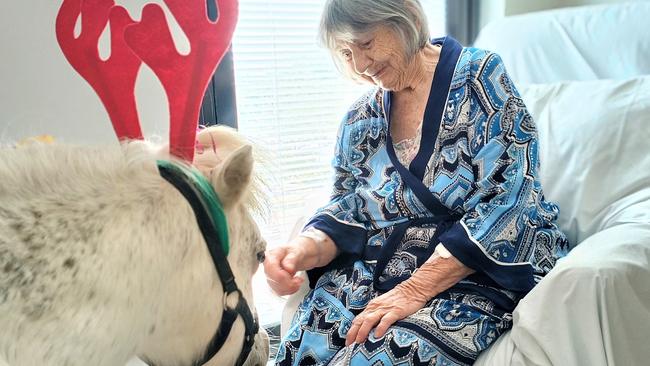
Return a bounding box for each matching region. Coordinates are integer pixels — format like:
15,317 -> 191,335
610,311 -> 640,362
0,141 -> 163,200
0,127 -> 266,216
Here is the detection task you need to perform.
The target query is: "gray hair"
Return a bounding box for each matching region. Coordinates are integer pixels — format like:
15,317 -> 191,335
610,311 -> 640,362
319,0 -> 431,74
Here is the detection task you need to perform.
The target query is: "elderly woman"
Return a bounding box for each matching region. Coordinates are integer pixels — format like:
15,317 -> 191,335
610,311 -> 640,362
264,0 -> 569,365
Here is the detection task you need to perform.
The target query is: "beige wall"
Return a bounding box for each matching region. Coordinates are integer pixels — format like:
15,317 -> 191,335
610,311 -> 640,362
479,0 -> 650,30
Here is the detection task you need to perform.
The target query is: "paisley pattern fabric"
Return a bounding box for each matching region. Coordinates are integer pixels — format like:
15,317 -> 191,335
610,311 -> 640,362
276,37 -> 569,366
278,263 -> 510,366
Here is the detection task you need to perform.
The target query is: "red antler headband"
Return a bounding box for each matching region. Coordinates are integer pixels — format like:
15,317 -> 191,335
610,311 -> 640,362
56,0 -> 238,162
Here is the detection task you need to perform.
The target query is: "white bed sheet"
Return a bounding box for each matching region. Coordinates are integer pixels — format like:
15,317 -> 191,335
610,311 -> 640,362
476,222 -> 650,366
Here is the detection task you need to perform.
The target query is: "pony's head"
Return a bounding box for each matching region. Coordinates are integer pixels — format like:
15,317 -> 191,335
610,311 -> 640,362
0,126 -> 269,366
198,126 -> 270,366
136,126 -> 269,366
52,0 -> 269,363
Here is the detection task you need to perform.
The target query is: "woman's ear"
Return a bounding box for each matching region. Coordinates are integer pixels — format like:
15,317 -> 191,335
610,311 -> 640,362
210,144 -> 253,209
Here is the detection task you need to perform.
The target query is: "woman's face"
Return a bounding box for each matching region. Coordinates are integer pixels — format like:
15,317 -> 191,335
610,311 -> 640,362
336,25 -> 411,91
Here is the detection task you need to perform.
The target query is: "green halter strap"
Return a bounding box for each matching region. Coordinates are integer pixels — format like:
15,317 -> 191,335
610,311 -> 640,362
156,160 -> 229,255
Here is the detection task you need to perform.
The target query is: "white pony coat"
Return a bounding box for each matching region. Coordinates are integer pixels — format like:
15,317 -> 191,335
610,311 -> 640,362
0,127 -> 269,366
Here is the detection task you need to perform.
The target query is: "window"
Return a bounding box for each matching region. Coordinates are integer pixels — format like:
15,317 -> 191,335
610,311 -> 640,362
231,0 -> 446,327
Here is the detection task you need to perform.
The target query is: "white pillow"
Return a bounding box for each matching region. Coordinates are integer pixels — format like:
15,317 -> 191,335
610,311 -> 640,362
474,2 -> 650,84
519,76 -> 650,246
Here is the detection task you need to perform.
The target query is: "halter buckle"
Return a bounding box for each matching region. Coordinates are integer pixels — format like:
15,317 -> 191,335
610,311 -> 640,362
223,288 -> 242,311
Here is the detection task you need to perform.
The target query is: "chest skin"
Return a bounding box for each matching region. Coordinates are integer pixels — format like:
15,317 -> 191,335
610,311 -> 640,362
387,44 -> 441,143
389,90 -> 429,143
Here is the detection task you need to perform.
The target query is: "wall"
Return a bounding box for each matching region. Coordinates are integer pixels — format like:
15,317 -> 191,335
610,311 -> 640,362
0,1 -> 190,144
478,0 -> 505,31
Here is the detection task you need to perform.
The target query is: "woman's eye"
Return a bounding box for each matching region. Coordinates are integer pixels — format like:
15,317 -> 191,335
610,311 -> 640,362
256,251 -> 266,263
360,40 -> 372,49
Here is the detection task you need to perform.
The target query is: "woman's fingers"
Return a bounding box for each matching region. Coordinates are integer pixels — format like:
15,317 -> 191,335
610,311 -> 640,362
346,311 -> 385,346
346,302 -> 407,345
265,276 -> 302,296
263,249 -> 287,279
264,247 -> 302,295
373,312 -> 400,338
344,288 -> 427,346
263,247 -> 284,269
281,250 -> 300,275
267,277 -> 299,296
354,311 -> 382,344
345,316 -> 363,346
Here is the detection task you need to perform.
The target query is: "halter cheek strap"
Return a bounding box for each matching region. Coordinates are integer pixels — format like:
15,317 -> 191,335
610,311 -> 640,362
157,161 -> 258,366
157,160 -> 229,255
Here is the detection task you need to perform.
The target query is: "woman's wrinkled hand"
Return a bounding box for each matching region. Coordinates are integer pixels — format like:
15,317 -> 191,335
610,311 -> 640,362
345,285 -> 428,346
263,245 -> 306,296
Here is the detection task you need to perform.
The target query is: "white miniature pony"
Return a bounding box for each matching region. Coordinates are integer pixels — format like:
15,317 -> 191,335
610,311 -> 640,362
0,126 -> 269,366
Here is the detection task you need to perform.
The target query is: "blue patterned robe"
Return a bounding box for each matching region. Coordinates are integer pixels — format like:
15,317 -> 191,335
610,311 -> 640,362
276,37 -> 569,366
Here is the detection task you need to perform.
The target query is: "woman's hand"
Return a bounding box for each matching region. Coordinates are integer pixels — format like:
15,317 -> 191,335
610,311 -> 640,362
345,246 -> 475,346
264,229 -> 340,296
345,284 -> 427,346
263,245 -> 306,296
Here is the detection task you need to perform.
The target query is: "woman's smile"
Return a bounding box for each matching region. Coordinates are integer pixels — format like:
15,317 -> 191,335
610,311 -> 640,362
370,66 -> 387,79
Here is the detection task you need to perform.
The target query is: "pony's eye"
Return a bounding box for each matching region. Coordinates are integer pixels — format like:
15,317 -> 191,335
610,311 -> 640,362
256,251 -> 266,263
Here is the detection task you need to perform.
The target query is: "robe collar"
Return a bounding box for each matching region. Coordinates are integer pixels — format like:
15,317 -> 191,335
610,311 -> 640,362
383,36 -> 463,217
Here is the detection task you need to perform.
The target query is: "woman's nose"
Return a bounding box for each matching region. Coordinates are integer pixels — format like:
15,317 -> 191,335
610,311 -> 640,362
351,49 -> 372,75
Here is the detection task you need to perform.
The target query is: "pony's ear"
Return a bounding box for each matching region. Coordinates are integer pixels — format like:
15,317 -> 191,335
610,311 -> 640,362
211,144 -> 253,209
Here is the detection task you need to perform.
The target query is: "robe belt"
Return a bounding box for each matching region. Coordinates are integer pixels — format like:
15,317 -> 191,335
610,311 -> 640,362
368,215 -> 460,292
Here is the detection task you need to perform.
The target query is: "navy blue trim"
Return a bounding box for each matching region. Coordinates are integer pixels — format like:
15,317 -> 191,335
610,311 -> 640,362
372,220 -> 412,290
411,36 -> 463,180
384,98 -> 453,218
438,222 -> 536,292
304,214 -> 368,288
384,36 -> 463,218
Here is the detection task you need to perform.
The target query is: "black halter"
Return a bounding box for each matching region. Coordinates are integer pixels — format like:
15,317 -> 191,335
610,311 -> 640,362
157,162 -> 259,366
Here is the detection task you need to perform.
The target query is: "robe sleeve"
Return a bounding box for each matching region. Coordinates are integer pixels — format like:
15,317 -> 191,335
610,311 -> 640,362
438,52 -> 543,293
304,118 -> 368,258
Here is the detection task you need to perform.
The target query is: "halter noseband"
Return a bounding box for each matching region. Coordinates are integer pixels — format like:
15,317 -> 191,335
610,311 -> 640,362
156,160 -> 259,366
